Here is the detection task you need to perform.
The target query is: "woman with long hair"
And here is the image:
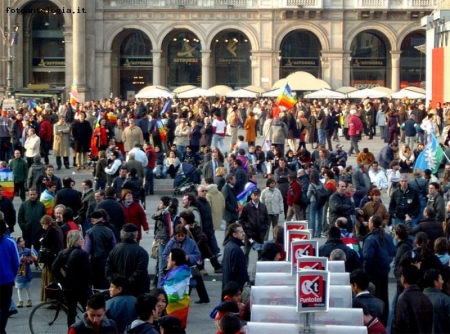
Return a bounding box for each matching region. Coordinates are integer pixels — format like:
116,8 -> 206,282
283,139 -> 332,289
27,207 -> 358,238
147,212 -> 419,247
399,144 -> 415,173
412,232 -> 443,290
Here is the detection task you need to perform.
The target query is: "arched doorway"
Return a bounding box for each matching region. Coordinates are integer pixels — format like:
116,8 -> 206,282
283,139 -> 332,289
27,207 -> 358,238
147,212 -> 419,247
112,29 -> 153,100
350,31 -> 390,89
212,30 -> 251,88
163,30 -> 201,88
23,1 -> 65,86
400,32 -> 426,89
280,30 -> 321,78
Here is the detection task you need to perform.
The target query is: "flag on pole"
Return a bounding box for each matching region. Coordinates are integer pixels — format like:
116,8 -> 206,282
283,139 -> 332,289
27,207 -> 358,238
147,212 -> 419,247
69,82 -> 79,108
414,132 -> 444,174
276,84 -> 296,110
160,99 -> 172,116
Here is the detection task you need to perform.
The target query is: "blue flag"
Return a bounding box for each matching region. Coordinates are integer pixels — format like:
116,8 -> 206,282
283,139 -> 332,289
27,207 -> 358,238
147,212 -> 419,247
29,99 -> 37,109
414,132 -> 444,174
160,99 -> 172,116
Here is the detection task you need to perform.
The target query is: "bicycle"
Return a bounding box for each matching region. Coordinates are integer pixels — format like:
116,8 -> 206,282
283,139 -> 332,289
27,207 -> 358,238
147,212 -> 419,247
28,282 -> 84,334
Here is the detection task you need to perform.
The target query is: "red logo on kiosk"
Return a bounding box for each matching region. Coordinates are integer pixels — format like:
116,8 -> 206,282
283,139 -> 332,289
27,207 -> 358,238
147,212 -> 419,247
299,275 -> 325,307
299,261 -> 324,270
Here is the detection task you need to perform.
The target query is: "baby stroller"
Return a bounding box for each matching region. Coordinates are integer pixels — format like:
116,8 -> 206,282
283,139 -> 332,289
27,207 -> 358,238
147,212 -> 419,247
173,162 -> 201,196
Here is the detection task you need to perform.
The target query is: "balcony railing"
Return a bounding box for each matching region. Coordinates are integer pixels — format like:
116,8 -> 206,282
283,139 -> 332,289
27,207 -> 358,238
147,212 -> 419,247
103,0 -> 434,9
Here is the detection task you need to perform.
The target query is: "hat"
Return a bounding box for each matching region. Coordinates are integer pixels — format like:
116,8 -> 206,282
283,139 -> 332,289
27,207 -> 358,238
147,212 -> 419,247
251,188 -> 261,195
89,211 -> 103,219
33,155 -> 41,163
349,109 -> 357,115
158,316 -> 182,332
336,144 -> 343,148
122,223 -> 138,232
133,141 -> 141,147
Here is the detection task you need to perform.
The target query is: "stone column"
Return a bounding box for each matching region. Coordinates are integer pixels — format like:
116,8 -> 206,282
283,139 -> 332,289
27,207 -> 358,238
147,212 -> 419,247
391,50 -> 402,92
342,52 -> 352,87
152,50 -> 162,86
63,29 -> 73,102
72,0 -> 87,100
23,28 -> 31,87
201,49 -> 211,89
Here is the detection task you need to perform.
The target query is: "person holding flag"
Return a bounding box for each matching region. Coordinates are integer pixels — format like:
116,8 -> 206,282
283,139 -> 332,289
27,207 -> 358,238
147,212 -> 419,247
414,132 -> 446,178
276,84 -> 297,111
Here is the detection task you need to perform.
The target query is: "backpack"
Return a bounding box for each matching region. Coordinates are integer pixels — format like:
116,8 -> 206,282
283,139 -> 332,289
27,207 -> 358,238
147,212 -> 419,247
314,184 -> 329,207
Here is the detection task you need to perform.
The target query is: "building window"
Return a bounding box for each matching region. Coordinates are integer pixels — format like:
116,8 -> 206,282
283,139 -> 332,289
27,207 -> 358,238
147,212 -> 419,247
400,32 -> 426,89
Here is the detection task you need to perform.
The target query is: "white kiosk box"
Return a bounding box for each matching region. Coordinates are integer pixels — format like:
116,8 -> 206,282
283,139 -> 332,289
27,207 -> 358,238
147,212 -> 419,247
300,307 -> 364,326
250,285 -> 351,308
327,261 -> 345,273
297,270 -> 330,313
256,261 -> 291,274
255,272 -> 296,286
246,323 -> 367,334
251,286 -> 296,306
330,272 -> 350,285
286,230 -> 312,262
251,305 -> 301,323
297,256 -> 328,272
290,240 -> 319,274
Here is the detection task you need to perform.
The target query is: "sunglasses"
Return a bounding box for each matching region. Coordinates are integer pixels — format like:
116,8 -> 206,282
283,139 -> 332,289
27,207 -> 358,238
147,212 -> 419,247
199,190 -> 207,193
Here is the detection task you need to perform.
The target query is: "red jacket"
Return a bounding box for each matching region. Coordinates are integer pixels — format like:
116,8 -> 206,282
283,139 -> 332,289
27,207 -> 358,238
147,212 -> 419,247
348,115 -> 363,137
287,180 -> 302,206
120,200 -> 149,241
145,147 -> 156,169
38,119 -> 52,142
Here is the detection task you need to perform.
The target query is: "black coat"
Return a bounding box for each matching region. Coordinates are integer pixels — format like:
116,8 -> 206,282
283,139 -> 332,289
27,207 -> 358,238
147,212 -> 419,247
319,237 -> 362,272
410,218 -> 444,252
72,120 -> 93,153
239,201 -> 269,244
41,225 -> 64,266
55,187 -> 82,217
105,240 -> 149,297
52,246 -> 92,290
96,197 -> 125,240
222,183 -> 238,222
353,293 -> 385,324
197,197 -> 213,232
222,237 -> 249,290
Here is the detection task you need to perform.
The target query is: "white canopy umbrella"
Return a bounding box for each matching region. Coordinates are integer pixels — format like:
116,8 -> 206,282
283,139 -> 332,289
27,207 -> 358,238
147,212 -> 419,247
402,86 -> 426,94
172,85 -> 197,94
208,85 -> 234,96
304,89 -> 346,99
372,86 -> 395,94
243,85 -> 267,94
225,89 -> 258,98
263,88 -> 284,97
347,88 -> 389,99
391,89 -> 426,99
177,87 -> 217,98
135,87 -> 173,99
336,86 -> 358,94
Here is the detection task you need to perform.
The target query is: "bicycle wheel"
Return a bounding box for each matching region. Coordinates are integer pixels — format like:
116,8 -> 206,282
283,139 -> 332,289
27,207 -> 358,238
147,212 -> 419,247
29,301 -> 68,334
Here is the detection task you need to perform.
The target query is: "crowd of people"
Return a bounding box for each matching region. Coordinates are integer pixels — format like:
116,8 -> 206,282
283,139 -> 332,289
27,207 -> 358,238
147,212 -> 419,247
1,96 -> 450,334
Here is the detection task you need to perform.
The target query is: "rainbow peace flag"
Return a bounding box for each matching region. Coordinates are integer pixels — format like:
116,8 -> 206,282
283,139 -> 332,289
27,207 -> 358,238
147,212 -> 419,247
162,264 -> 191,329
276,84 -> 296,110
29,99 -> 42,112
0,170 -> 14,199
237,182 -> 257,212
157,119 -> 166,142
69,82 -> 79,107
40,190 -> 55,216
107,111 -> 118,124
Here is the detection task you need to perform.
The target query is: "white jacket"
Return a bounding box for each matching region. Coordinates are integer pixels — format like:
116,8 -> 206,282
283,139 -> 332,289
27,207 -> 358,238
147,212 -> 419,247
260,187 -> 284,215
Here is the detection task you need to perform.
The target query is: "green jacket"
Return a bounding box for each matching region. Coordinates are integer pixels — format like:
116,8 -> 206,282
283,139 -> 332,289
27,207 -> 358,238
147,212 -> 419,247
18,199 -> 46,247
9,157 -> 28,183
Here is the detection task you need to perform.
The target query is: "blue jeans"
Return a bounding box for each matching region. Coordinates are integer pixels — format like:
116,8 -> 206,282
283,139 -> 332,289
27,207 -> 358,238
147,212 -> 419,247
387,289 -> 399,333
157,243 -> 167,287
145,167 -> 154,194
318,129 -> 325,146
212,134 -> 226,154
205,229 -> 221,255
309,201 -> 323,237
176,145 -> 185,158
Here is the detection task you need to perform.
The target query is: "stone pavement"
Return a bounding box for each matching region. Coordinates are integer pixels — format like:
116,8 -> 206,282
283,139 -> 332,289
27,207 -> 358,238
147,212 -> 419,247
6,129 -> 396,333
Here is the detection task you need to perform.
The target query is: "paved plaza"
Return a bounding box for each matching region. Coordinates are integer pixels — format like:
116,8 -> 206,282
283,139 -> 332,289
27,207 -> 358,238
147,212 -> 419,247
6,129 -> 397,333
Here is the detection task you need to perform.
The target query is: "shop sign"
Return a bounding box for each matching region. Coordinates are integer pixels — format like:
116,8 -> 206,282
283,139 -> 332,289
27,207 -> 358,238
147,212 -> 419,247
351,58 -> 386,67
290,241 -> 319,274
297,270 -> 329,312
282,58 -> 319,67
32,58 -> 65,67
121,58 -> 153,67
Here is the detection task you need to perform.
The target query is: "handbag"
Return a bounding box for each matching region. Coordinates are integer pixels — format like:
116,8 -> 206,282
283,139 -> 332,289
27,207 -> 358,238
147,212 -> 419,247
38,247 -> 55,265
151,239 -> 160,260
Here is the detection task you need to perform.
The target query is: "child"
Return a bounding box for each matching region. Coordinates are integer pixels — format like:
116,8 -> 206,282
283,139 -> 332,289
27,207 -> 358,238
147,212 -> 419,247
15,236 -> 37,308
